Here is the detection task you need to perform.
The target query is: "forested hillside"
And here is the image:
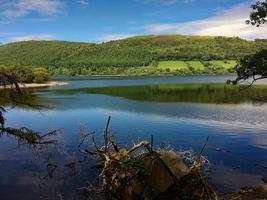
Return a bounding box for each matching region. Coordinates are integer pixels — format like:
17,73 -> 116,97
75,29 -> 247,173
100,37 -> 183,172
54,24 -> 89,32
0,35 -> 266,76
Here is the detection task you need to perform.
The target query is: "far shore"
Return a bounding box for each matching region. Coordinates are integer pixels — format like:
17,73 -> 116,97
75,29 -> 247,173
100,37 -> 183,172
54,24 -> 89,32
52,73 -> 236,80
0,81 -> 68,89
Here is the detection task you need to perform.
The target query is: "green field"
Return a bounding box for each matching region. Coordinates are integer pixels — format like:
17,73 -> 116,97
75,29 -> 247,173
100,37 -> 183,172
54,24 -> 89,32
207,60 -> 237,70
157,61 -> 189,72
186,61 -> 205,71
157,60 -> 236,74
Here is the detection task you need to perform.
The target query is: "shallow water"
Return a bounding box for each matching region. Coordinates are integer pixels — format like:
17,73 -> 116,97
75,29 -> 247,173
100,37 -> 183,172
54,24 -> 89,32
1,75 -> 267,199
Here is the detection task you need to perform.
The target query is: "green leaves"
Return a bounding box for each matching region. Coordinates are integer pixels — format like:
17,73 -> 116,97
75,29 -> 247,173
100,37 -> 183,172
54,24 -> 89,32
247,0 -> 267,27
234,49 -> 267,83
0,66 -> 49,83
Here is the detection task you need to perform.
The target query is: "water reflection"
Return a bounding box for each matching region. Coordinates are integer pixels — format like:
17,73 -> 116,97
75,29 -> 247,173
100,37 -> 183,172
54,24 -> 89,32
55,83 -> 267,104
0,89 -> 47,109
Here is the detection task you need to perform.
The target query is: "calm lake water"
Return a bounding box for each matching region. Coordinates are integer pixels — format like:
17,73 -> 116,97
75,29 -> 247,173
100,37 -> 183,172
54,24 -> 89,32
1,75 -> 267,199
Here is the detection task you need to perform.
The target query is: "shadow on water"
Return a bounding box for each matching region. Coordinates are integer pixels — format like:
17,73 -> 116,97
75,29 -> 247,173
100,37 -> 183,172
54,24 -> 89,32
3,83 -> 267,109
0,89 -> 51,109
54,83 -> 267,105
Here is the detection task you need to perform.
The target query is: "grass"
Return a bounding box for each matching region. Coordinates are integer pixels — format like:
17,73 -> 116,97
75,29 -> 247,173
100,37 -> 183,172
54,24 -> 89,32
208,60 -> 237,70
157,60 -> 236,74
157,61 -> 189,72
186,61 -> 205,71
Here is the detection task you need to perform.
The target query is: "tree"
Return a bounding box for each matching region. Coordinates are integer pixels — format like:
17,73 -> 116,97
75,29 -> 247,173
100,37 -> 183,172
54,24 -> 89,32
230,49 -> 267,84
246,0 -> 267,27
0,72 -> 21,127
231,0 -> 267,84
0,66 -> 49,83
32,68 -> 49,83
0,71 -> 55,144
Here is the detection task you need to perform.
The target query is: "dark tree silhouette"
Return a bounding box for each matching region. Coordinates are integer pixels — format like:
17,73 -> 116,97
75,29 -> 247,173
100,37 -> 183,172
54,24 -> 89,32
246,0 -> 267,27
0,72 -> 56,145
231,0 -> 267,84
0,72 -> 21,127
230,49 -> 267,84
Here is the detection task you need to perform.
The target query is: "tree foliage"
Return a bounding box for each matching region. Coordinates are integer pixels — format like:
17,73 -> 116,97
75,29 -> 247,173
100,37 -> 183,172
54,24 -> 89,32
231,1 -> 267,84
0,69 -> 55,145
231,49 -> 267,84
246,0 -> 267,27
0,66 -> 49,83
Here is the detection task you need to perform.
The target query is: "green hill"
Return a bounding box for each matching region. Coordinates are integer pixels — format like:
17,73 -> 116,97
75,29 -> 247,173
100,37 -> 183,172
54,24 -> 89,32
0,35 -> 266,76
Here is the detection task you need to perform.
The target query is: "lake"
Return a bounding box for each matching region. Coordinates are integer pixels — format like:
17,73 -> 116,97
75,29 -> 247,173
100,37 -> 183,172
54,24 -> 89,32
1,75 -> 267,199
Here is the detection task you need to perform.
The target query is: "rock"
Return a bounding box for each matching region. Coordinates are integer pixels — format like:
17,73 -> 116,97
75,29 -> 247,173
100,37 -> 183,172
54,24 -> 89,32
222,185 -> 267,200
141,152 -> 177,195
262,176 -> 267,184
159,150 -> 189,180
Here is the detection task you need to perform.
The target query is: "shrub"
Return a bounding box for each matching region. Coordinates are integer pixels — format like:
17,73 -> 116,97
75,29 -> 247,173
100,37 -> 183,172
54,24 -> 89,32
0,66 -> 50,83
0,66 -> 35,83
32,68 -> 49,83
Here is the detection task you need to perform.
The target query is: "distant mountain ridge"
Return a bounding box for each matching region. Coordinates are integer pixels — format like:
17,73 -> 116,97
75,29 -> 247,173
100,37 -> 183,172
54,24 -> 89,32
0,35 -> 266,69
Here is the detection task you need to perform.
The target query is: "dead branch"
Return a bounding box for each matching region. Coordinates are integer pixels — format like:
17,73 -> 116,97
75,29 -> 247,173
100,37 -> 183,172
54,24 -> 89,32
0,127 -> 58,145
104,116 -> 111,153
126,140 -> 152,154
193,136 -> 209,168
77,117 -> 218,200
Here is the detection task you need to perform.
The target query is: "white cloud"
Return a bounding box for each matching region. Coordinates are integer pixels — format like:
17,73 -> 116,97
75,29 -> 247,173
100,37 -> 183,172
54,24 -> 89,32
97,34 -> 136,42
145,3 -> 267,40
8,34 -> 56,42
0,0 -> 64,18
135,0 -> 193,6
77,0 -> 89,6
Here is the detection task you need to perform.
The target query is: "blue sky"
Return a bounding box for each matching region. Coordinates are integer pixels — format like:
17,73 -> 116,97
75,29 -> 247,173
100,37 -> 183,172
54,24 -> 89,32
0,0 -> 266,43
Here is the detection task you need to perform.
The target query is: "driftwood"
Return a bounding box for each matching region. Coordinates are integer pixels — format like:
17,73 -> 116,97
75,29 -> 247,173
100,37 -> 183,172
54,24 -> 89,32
78,116 -> 219,200
78,121 -> 267,200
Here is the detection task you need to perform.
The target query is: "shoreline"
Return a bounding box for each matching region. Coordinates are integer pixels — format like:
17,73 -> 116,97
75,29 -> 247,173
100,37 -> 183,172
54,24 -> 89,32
53,73 -> 236,81
0,81 -> 68,89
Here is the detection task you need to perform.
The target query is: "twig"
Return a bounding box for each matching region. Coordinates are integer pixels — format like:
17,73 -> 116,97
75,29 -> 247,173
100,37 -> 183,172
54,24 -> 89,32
194,136 -> 209,167
40,129 -> 61,139
78,132 -> 93,149
150,134 -> 154,150
104,116 -> 111,152
126,141 -> 152,154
